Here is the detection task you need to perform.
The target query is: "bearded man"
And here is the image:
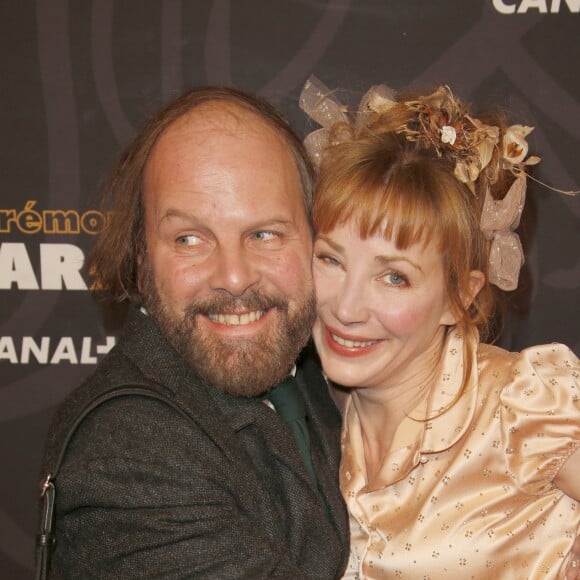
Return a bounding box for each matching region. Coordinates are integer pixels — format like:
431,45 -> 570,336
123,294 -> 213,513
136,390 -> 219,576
39,87 -> 349,579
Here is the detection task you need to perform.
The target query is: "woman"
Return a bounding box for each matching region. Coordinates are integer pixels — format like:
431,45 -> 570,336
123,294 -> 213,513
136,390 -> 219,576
300,78 -> 580,578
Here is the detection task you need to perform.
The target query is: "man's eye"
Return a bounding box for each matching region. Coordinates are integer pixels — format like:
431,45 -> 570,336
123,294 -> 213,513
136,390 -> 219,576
252,231 -> 278,241
176,235 -> 201,246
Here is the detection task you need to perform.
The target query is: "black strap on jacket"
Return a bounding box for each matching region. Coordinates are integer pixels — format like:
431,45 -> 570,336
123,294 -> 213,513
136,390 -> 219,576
34,385 -> 195,580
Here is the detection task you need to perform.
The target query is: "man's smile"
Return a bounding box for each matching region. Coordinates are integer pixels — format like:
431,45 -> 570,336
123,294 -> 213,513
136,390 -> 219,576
207,310 -> 266,326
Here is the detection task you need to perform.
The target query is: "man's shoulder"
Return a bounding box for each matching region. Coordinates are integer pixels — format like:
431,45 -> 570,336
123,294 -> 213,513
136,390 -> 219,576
59,336 -> 152,415
40,308 -> 188,470
40,343 -> 150,465
53,306 -> 180,421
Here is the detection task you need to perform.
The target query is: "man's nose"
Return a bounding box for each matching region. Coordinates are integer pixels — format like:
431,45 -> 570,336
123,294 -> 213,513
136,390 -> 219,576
208,244 -> 261,297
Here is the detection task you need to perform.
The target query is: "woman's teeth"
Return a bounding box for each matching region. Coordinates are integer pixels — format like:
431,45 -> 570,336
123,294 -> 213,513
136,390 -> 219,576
331,333 -> 376,348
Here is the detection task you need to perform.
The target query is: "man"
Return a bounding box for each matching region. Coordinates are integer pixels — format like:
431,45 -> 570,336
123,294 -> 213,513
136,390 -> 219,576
40,87 -> 349,578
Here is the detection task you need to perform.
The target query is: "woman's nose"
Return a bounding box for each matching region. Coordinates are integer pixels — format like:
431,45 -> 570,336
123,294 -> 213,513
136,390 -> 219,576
331,276 -> 369,326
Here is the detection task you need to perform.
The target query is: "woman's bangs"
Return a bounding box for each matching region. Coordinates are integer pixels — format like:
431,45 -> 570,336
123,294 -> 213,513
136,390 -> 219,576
314,171 -> 441,251
369,180 -> 441,249
313,167 -> 371,233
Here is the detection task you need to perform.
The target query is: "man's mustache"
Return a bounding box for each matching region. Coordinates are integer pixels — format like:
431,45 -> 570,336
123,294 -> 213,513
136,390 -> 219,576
184,289 -> 290,318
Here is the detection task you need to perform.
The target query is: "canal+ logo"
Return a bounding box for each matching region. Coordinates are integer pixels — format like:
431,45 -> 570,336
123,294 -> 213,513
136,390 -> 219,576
493,0 -> 579,12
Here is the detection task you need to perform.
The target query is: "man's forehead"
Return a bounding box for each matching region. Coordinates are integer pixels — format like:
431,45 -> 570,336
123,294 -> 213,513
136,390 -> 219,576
144,100 -> 299,186
168,100 -> 279,140
143,99 -> 303,202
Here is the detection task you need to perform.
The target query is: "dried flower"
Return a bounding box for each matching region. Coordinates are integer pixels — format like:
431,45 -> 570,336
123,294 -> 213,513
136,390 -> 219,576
441,125 -> 457,145
503,125 -> 533,164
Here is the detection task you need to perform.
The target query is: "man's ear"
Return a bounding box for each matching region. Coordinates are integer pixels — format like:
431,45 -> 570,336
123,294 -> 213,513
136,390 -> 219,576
439,270 -> 485,326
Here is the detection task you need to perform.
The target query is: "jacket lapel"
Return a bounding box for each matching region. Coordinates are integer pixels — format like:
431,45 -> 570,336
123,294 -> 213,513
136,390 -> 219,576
217,386 -> 319,493
296,352 -> 349,539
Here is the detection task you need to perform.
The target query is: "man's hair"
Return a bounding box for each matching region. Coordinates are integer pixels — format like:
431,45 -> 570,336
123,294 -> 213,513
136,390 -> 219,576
89,86 -> 314,303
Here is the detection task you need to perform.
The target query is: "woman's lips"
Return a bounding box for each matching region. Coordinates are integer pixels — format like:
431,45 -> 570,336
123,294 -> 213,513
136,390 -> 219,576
323,324 -> 382,357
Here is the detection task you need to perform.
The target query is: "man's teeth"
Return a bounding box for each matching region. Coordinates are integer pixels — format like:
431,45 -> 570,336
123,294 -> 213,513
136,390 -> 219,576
208,310 -> 265,326
331,333 -> 376,348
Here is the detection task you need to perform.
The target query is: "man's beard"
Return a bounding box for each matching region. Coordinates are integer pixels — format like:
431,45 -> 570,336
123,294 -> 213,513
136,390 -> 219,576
139,260 -> 316,398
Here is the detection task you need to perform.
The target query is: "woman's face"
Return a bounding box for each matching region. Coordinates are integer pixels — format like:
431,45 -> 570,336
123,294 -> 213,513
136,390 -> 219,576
312,222 -> 457,390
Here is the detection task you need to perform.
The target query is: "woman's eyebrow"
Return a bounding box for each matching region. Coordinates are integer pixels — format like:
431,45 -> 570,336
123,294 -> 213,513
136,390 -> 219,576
316,235 -> 344,253
375,254 -> 423,272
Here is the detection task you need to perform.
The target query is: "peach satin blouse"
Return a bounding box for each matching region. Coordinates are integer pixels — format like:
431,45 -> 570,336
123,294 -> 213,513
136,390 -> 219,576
341,330 -> 579,579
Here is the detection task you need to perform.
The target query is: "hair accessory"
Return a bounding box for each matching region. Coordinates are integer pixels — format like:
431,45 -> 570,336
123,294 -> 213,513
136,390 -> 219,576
299,75 -> 544,291
300,76 -> 351,168
300,76 -> 541,194
480,176 -> 526,291
441,125 -> 457,145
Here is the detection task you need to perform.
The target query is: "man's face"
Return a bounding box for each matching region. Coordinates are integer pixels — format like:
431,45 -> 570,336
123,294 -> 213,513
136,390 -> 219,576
139,103 -> 315,397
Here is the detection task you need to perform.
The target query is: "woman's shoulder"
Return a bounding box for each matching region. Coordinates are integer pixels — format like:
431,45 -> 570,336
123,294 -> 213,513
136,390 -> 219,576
492,343 -> 580,493
475,341 -> 519,388
477,341 -> 579,385
499,342 -> 579,413
517,342 -> 579,370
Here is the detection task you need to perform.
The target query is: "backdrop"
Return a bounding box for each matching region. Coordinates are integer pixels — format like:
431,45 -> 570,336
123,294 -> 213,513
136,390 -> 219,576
1,1 -> 578,576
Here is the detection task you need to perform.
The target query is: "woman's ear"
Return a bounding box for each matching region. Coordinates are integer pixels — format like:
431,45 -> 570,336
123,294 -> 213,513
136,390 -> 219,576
463,270 -> 485,309
439,270 -> 485,326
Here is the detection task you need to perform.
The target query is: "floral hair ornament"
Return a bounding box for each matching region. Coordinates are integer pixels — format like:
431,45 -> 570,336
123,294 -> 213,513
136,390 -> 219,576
299,75 -> 578,291
300,75 -> 541,193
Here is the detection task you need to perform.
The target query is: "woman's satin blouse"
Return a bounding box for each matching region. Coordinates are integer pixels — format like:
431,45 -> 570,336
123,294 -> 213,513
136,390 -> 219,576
341,329 -> 579,579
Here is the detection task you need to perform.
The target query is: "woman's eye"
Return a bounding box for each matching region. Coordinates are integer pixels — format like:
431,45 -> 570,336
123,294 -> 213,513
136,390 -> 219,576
316,253 -> 341,267
176,234 -> 202,246
383,272 -> 407,286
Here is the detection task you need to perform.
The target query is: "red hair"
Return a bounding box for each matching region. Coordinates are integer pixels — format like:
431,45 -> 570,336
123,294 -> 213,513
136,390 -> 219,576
312,97 -> 515,411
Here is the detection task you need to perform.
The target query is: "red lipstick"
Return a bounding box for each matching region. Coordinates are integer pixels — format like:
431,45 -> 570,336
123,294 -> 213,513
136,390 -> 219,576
323,324 -> 381,358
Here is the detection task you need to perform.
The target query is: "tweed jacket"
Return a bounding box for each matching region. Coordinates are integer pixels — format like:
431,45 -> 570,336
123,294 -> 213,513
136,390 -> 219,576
41,307 -> 349,579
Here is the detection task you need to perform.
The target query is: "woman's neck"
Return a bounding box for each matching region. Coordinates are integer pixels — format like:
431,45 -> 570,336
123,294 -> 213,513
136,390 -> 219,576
349,330 -> 447,482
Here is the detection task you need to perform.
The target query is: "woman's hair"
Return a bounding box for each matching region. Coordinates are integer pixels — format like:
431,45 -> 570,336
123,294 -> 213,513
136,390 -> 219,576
312,92 -> 518,408
88,86 -> 314,304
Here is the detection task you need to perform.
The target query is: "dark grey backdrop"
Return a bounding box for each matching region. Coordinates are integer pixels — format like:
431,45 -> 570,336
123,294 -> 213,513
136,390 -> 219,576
1,1 -> 578,576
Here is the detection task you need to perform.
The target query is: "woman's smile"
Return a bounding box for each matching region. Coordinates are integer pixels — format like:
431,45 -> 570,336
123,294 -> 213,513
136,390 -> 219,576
323,323 -> 382,357
313,222 -> 455,391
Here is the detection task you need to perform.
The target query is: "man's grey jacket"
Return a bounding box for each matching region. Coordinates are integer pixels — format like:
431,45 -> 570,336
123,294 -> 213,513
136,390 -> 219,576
41,307 -> 349,579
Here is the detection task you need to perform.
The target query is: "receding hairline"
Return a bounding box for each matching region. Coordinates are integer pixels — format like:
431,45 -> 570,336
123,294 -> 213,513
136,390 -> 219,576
146,98 -> 309,197
144,99 -> 304,195
155,99 -> 292,149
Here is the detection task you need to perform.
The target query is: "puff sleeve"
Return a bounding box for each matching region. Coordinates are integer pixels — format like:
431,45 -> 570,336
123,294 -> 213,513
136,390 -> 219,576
499,343 -> 580,495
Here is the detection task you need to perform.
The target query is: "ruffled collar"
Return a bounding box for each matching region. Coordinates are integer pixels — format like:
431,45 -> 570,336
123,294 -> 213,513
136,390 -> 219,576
340,328 -> 479,491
